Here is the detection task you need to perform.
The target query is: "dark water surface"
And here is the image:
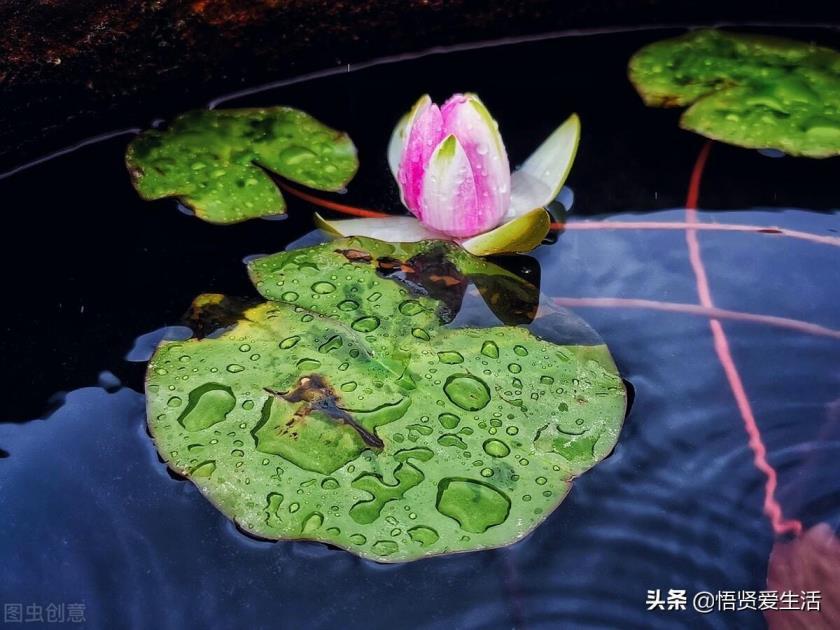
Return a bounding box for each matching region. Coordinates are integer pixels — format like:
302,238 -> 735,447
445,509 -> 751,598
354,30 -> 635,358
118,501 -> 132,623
1,27 -> 839,629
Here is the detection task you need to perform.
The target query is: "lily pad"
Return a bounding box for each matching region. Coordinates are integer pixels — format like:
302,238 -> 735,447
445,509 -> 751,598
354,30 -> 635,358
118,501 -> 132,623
146,237 -> 626,562
629,29 -> 840,157
126,108 -> 359,223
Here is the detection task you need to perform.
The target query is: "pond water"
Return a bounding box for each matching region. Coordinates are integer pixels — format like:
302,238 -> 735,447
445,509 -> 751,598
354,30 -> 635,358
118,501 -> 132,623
1,26 -> 838,629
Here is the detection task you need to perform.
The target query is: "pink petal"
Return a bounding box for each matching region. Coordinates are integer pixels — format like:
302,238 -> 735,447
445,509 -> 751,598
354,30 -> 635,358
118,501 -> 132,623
397,99 -> 444,219
419,135 -> 482,237
440,94 -> 510,231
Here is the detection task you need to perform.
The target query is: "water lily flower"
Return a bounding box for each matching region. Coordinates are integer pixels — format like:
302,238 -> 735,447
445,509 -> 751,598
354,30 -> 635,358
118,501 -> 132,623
317,93 -> 580,255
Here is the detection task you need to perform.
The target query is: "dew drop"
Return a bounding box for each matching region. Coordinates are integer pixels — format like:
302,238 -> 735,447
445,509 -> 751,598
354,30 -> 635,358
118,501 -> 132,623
321,478 -> 340,490
412,328 -> 431,341
407,526 -> 439,547
399,300 -> 424,316
444,374 -> 491,411
279,335 -> 301,349
351,316 -> 380,332
312,281 -> 336,294
372,540 -> 399,556
296,358 -> 322,370
483,439 -> 511,458
338,299 -> 359,311
301,512 -> 324,534
318,335 -> 343,353
177,383 -> 236,431
437,351 -> 464,364
190,460 -> 216,478
438,413 -> 460,430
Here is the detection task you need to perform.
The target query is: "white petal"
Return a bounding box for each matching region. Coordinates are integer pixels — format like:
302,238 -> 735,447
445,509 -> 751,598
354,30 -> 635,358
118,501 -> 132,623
419,135 -> 481,237
387,112 -> 410,179
387,94 -> 431,179
314,212 -> 446,242
507,113 -> 580,220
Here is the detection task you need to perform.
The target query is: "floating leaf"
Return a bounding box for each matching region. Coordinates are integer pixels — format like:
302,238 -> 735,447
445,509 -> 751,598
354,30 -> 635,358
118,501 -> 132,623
248,237 -> 540,332
126,108 -> 359,223
147,237 -> 625,562
629,30 -> 840,157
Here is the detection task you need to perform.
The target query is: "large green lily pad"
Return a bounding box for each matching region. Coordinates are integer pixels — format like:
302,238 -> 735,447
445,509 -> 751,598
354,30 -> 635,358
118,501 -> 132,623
126,108 -> 358,223
146,237 -> 626,562
629,29 -> 840,157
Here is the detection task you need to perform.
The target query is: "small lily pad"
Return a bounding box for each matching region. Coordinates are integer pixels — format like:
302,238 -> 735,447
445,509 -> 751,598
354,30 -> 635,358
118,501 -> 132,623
629,30 -> 840,157
146,237 -> 626,562
126,108 -> 359,223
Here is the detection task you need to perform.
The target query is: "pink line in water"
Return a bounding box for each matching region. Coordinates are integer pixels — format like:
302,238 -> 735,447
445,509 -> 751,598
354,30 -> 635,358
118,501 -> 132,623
684,141 -> 802,537
557,221 -> 840,247
551,297 -> 840,341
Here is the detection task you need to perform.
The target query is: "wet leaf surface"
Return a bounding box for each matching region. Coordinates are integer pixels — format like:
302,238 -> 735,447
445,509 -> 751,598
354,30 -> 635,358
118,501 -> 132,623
126,108 -> 358,223
147,237 -> 626,562
629,30 -> 840,157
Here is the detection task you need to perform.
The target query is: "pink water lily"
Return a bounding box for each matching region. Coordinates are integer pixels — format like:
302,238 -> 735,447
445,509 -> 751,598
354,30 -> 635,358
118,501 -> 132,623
397,93 -> 510,238
317,93 -> 581,256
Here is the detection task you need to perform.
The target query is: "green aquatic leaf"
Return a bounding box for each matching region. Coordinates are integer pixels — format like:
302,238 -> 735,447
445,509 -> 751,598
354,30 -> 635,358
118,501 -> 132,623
146,237 -> 626,562
629,29 -> 840,157
248,237 -> 541,332
126,108 -> 358,223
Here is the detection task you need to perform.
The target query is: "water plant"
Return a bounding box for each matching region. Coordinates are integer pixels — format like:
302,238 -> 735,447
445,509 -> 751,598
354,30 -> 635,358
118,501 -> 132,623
629,29 -> 840,158
126,107 -> 358,223
318,93 -> 581,255
146,236 -> 626,562
125,95 -> 580,256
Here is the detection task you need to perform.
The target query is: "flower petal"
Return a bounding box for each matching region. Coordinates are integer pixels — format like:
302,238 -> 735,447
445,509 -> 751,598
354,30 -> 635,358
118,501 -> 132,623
507,113 -> 580,219
387,112 -> 410,179
388,94 -> 430,180
397,96 -> 444,218
419,134 -> 481,237
441,93 -> 510,230
460,208 -> 551,256
314,212 -> 446,242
